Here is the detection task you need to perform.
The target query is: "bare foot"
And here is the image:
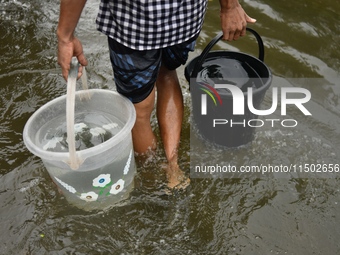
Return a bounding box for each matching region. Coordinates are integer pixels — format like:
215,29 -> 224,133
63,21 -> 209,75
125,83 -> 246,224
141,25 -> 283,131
164,162 -> 190,190
134,147 -> 157,166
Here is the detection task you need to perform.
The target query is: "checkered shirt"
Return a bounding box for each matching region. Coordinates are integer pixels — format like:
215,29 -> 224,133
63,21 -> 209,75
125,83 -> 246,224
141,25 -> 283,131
96,0 -> 207,50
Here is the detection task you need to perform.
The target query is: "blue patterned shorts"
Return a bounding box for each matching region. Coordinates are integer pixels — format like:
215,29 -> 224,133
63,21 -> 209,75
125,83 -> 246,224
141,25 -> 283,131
108,36 -> 197,103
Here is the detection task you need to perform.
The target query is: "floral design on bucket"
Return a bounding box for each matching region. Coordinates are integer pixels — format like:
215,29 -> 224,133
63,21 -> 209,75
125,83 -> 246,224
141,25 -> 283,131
80,191 -> 98,202
55,177 -> 77,194
93,174 -> 111,188
93,173 -> 113,196
123,149 -> 133,175
52,149 -> 133,202
110,179 -> 125,195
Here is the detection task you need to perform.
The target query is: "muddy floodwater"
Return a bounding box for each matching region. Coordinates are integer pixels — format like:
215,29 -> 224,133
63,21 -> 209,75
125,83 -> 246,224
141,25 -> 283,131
0,0 -> 339,254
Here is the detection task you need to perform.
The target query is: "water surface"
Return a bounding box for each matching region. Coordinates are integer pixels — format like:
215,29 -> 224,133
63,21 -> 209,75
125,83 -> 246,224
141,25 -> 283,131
0,0 -> 339,254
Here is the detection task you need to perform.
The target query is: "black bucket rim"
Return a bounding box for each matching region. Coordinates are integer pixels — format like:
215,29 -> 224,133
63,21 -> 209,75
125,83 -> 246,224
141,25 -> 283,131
185,50 -> 272,97
189,28 -> 265,77
185,27 -> 272,96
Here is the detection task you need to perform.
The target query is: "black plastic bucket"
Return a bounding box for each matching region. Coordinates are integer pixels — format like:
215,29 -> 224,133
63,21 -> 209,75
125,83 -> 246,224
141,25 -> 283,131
185,28 -> 272,147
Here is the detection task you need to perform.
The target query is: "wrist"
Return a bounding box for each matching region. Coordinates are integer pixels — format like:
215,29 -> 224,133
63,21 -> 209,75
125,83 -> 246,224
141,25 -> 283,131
57,28 -> 74,44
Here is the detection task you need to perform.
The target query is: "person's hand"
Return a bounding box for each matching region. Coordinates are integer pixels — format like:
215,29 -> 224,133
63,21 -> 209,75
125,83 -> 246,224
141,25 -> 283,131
57,36 -> 88,80
220,2 -> 256,41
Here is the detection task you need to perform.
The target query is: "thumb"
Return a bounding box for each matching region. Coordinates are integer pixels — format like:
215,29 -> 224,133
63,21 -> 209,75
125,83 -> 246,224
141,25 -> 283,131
246,14 -> 257,24
77,52 -> 88,67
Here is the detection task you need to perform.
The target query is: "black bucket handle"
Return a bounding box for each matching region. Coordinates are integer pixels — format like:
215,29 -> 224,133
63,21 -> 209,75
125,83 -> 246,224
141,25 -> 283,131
191,27 -> 265,78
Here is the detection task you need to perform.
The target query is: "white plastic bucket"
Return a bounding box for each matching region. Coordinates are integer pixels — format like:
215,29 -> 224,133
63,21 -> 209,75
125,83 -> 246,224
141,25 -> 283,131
23,84 -> 136,210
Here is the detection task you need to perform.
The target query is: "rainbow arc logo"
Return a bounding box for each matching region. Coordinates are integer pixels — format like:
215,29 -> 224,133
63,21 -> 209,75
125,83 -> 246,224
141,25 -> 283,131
199,82 -> 223,115
199,82 -> 222,106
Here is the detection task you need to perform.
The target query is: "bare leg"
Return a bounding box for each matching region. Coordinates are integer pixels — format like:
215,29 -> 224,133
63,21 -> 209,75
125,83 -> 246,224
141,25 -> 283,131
132,86 -> 157,154
132,65 -> 189,189
156,64 -> 190,189
156,65 -> 183,162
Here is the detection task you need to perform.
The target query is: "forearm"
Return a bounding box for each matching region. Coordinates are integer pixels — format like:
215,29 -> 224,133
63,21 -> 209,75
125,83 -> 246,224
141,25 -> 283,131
219,0 -> 240,11
57,0 -> 87,43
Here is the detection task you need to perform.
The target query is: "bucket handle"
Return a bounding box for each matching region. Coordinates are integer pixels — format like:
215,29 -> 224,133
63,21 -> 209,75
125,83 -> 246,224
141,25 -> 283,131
191,27 -> 265,78
65,57 -> 87,170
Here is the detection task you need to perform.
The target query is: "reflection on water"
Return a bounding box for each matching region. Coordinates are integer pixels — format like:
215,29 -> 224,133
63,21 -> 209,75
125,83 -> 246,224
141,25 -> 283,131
0,0 -> 339,254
